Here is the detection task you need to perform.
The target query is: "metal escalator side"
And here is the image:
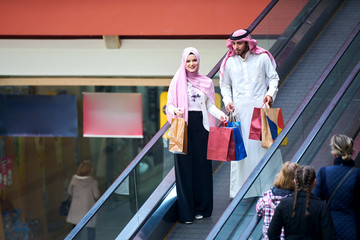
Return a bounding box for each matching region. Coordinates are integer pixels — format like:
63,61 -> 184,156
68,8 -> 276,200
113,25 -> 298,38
206,22 -> 360,240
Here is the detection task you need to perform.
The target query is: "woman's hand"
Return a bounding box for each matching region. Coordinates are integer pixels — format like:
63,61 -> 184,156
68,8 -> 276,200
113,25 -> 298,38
220,114 -> 229,122
174,108 -> 184,118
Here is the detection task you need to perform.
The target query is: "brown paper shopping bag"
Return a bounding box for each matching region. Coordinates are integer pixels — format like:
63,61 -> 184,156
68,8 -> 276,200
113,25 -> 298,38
261,107 -> 288,149
169,118 -> 188,154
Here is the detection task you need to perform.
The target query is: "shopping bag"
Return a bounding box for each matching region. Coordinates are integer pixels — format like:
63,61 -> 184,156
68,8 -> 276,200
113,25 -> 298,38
228,121 -> 247,160
249,107 -> 262,141
207,123 -> 236,161
261,107 -> 288,149
169,118 -> 188,154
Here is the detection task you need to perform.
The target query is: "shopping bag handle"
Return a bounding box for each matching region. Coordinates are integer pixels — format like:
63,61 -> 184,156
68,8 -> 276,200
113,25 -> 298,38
227,112 -> 237,122
260,102 -> 270,109
217,120 -> 228,127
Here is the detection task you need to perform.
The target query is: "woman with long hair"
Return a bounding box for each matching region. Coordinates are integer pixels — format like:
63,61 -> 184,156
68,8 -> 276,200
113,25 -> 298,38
256,161 -> 299,239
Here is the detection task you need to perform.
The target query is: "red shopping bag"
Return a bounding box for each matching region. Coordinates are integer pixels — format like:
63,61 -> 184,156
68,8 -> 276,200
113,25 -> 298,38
249,107 -> 262,140
207,123 -> 236,161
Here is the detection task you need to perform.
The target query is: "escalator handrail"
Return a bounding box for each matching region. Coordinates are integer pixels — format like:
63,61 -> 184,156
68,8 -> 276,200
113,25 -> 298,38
206,21 -> 360,240
66,1 -> 280,239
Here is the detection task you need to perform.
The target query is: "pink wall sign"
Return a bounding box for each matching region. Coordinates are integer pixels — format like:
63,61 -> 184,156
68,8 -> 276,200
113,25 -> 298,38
83,93 -> 143,138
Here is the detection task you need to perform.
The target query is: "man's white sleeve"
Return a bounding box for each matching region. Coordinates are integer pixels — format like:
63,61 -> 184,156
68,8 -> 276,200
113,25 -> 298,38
220,63 -> 233,107
264,55 -> 279,100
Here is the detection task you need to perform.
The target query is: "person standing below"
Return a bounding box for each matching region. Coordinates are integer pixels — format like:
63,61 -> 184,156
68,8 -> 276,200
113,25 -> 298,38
313,134 -> 360,240
256,161 -> 299,240
166,47 -> 228,224
66,160 -> 100,240
219,29 -> 280,198
268,165 -> 336,240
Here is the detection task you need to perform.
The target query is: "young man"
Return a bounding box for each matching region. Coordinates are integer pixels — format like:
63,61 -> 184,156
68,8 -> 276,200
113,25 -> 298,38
219,29 -> 280,198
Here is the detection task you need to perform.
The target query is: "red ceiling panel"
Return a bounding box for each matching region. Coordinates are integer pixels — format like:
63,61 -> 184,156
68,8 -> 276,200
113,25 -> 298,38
0,0 -> 272,36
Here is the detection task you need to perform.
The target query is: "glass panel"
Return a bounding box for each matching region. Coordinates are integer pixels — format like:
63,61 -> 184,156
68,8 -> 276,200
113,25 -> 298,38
214,31 -> 360,240
0,85 -> 171,240
76,134 -> 173,239
252,0 -> 317,54
299,72 -> 360,167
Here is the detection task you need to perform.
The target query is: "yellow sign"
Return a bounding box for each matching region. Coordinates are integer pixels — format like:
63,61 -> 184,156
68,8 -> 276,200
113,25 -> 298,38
160,92 -> 222,139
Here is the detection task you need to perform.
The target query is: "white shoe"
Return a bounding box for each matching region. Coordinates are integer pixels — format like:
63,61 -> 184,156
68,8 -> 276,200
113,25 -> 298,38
195,215 -> 203,220
184,221 -> 193,224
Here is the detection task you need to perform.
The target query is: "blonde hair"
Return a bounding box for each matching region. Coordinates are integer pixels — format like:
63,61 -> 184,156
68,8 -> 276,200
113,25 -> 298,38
76,160 -> 93,176
273,161 -> 299,190
330,134 -> 354,160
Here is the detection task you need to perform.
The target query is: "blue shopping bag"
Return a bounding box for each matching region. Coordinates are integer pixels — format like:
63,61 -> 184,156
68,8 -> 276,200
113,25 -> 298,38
227,121 -> 247,160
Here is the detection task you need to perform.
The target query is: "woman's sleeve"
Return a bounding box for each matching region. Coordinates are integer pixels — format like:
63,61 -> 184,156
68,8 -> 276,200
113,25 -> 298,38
167,104 -> 176,115
206,98 -> 225,120
256,196 -> 265,216
67,176 -> 74,196
313,167 -> 326,199
268,203 -> 283,240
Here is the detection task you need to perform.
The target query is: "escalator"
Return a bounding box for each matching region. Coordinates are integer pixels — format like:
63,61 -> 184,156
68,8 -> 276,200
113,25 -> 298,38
65,0 -> 360,239
207,3 -> 360,239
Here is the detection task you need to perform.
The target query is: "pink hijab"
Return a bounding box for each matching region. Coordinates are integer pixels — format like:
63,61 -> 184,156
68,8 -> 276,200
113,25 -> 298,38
166,47 -> 215,126
219,29 -> 276,77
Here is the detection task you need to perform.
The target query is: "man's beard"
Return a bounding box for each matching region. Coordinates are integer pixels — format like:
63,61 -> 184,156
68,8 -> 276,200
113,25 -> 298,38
236,48 -> 248,56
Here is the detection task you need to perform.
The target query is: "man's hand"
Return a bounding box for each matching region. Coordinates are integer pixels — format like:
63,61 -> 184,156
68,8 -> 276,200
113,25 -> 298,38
263,95 -> 273,106
226,102 -> 235,112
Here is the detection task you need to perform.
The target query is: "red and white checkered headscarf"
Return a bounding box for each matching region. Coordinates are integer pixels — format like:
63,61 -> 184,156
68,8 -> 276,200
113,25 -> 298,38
219,29 -> 276,78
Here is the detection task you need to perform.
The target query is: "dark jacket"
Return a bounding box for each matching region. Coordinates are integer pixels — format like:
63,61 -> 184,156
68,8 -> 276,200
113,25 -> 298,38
268,191 -> 336,240
313,157 -> 360,240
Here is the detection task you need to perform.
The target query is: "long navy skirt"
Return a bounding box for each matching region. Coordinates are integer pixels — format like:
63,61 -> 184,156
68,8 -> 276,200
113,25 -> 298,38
174,111 -> 213,223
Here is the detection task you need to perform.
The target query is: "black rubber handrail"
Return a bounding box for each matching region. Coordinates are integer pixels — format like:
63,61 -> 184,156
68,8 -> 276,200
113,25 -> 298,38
65,1 -> 280,238
206,21 -> 360,240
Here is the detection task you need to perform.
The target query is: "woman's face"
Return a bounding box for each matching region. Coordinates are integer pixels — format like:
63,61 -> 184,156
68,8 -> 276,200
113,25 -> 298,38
185,54 -> 199,73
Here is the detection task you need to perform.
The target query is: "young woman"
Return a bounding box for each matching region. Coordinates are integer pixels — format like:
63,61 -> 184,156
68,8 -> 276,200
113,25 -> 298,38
313,134 -> 360,240
268,165 -> 336,240
256,161 -> 299,239
166,47 -> 228,224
